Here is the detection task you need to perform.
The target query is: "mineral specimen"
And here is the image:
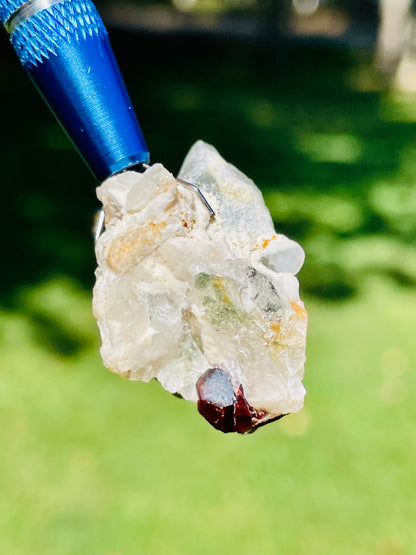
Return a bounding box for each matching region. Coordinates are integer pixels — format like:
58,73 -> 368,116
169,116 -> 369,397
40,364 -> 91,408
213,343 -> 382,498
93,141 -> 307,433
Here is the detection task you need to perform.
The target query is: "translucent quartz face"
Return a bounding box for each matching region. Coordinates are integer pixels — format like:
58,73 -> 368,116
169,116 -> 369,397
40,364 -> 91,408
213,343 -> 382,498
93,141 -> 307,433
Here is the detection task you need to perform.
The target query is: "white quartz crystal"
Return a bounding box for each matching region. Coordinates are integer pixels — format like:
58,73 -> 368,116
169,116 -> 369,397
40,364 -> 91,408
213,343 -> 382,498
93,141 -> 307,422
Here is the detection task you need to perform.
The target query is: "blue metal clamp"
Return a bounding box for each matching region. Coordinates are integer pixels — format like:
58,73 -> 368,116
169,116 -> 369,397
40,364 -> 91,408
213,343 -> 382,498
1,0 -> 149,181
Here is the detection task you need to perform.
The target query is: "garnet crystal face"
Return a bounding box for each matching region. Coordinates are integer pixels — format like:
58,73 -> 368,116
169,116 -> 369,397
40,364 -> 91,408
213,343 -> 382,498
196,368 -> 236,433
196,368 -> 284,434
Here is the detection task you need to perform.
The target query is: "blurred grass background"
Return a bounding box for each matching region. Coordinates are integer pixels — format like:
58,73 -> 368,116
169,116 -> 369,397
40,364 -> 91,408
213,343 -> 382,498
1,1 -> 416,553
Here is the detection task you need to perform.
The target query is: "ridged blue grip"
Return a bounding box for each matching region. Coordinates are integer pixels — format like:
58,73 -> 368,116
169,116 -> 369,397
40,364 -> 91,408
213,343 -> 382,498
1,0 -> 149,180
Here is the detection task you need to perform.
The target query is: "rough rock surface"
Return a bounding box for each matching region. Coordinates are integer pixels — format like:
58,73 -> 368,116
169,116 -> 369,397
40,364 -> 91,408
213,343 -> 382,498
93,141 -> 307,432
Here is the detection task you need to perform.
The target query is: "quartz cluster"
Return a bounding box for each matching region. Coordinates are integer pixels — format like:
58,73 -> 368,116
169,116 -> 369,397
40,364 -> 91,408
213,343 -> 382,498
93,141 -> 307,433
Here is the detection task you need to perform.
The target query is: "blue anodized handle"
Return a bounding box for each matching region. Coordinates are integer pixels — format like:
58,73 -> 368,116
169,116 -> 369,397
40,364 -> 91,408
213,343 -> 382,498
1,0 -> 150,181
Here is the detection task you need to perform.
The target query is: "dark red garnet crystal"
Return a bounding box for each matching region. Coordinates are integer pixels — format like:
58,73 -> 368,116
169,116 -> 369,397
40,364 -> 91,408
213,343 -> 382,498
196,367 -> 274,434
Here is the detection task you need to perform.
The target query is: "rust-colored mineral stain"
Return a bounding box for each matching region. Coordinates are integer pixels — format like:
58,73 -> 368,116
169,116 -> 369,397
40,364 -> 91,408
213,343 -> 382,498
270,321 -> 281,334
196,368 -> 280,434
106,220 -> 167,272
261,234 -> 277,249
290,300 -> 307,318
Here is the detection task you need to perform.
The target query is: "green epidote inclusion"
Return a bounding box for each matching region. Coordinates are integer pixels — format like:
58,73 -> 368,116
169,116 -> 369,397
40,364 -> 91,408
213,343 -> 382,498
195,272 -> 244,329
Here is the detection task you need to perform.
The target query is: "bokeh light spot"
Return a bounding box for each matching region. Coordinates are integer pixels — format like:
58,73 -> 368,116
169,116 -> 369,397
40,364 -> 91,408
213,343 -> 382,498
295,133 -> 362,164
379,377 -> 407,405
292,0 -> 320,16
381,347 -> 409,378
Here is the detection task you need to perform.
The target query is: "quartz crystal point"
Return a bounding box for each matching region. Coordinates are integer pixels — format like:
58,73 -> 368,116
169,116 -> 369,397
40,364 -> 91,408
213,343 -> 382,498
93,141 -> 307,433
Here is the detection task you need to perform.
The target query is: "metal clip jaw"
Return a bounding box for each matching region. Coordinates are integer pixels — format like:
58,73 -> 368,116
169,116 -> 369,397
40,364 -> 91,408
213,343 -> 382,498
175,177 -> 215,220
93,164 -> 215,244
143,162 -> 215,220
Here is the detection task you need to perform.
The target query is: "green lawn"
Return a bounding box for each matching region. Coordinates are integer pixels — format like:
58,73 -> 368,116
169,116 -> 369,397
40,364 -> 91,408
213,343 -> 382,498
1,276 -> 415,554
0,32 -> 415,554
